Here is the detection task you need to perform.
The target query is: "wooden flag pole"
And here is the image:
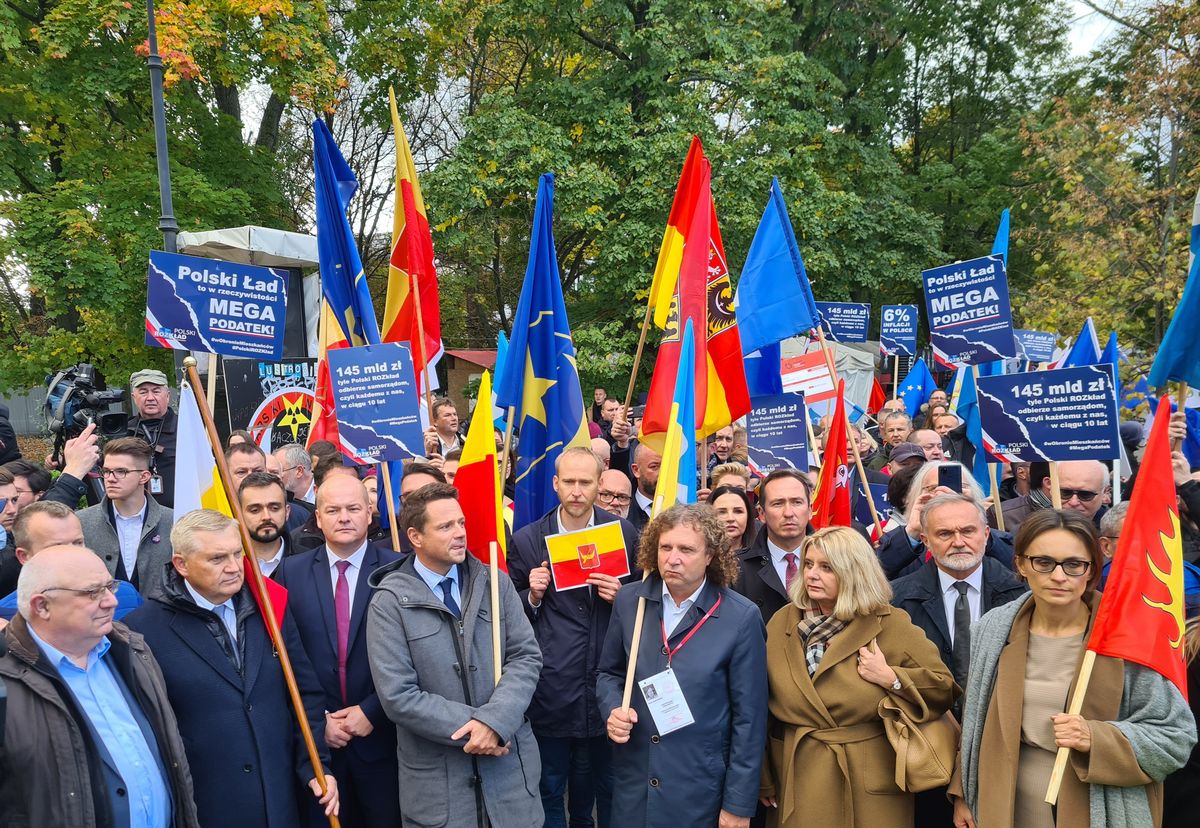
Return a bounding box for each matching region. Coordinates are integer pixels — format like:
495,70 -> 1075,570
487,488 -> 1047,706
623,303 -> 656,414
621,492 -> 665,711
381,469 -> 402,551
1048,462 -> 1064,510
499,406 -> 517,494
490,541 -> 503,686
1173,383 -> 1190,452
184,358 -> 340,828
807,416 -> 822,467
893,356 -> 901,401
1045,649 -> 1098,805
205,355 -> 219,415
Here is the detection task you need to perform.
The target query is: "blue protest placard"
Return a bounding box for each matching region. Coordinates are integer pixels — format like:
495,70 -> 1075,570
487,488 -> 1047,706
327,343 -> 425,463
816,302 -> 871,343
921,255 -> 1016,367
1014,329 -> 1058,363
879,305 -> 918,356
745,392 -> 808,474
976,365 -> 1120,462
146,250 -> 288,360
854,483 -> 891,527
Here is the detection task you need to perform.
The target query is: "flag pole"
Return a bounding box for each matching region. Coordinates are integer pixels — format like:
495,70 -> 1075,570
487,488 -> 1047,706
205,355 -> 219,415
1173,382 -> 1189,452
806,416 -> 822,467
1044,649 -> 1098,804
621,493 -> 663,710
622,303 -> 655,413
381,468 -> 402,551
1048,463 -> 1064,510
183,358 -> 339,828
893,356 -> 900,401
410,270 -> 436,423
499,406 -> 517,497
489,540 -> 502,686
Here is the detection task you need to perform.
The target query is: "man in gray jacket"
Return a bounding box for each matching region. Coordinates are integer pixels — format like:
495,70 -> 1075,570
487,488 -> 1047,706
77,437 -> 174,597
367,482 -> 543,828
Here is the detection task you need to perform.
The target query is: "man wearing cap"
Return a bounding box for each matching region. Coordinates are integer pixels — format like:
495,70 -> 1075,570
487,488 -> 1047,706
126,369 -> 177,509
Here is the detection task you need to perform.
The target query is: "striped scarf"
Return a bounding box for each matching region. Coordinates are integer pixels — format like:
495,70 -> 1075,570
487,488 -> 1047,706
796,611 -> 846,676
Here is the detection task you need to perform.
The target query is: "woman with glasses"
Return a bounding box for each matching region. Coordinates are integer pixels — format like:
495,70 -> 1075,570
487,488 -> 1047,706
707,486 -> 756,551
951,509 -> 1196,828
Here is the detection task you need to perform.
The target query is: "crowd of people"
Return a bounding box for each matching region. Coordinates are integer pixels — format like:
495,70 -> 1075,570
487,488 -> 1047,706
0,374 -> 1198,828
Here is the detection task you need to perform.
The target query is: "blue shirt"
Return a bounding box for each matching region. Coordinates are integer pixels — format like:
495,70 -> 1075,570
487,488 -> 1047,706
27,625 -> 171,828
413,556 -> 462,610
0,581 -> 143,622
183,581 -> 239,648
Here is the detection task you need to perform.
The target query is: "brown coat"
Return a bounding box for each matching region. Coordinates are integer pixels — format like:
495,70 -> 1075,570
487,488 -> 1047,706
761,603 -> 957,828
949,594 -> 1164,827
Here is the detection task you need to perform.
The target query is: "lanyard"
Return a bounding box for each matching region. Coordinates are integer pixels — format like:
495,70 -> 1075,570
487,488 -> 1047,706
661,593 -> 721,665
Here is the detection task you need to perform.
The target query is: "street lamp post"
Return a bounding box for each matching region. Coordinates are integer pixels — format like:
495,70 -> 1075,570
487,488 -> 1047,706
145,0 -> 178,253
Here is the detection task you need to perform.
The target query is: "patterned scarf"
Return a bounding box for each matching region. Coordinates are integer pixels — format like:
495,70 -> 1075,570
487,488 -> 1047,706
796,611 -> 847,676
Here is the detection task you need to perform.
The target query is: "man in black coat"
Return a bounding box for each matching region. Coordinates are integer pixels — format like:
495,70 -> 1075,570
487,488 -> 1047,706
124,509 -> 338,828
626,441 -> 661,534
508,446 -> 640,828
733,469 -> 814,625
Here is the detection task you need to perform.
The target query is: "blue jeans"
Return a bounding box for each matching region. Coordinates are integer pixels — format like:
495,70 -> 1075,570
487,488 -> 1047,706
537,734 -> 613,828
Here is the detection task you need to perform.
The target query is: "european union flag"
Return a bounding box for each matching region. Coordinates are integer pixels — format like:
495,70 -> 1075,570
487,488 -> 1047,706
897,358 -> 938,418
1122,375 -> 1151,411
312,120 -> 381,346
735,178 -> 819,355
957,368 -> 992,497
493,174 -> 589,529
1148,255 -> 1200,389
1059,317 -> 1100,369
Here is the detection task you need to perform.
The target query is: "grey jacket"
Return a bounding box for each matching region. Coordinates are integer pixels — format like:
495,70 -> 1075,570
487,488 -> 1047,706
366,554 -> 544,828
78,496 -> 174,596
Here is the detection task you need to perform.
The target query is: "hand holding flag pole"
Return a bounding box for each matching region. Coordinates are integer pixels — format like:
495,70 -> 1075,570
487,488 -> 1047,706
183,358 -> 340,828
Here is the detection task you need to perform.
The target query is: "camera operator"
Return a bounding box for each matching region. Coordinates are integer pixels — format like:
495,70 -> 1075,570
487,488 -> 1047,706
125,369 -> 177,509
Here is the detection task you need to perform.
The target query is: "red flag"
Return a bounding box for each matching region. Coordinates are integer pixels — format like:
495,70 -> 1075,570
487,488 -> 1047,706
812,381 -> 852,528
1086,397 -> 1188,698
452,371 -> 507,572
244,557 -> 289,625
868,377 -> 887,415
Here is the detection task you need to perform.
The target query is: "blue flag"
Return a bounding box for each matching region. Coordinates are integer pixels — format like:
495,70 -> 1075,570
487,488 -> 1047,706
991,208 -> 1011,264
736,178 -> 819,355
1099,330 -> 1120,386
897,358 -> 938,418
1122,375 -> 1151,411
655,319 -> 698,509
1148,255 -> 1200,388
1059,317 -> 1101,369
312,119 -> 381,346
1147,396 -> 1200,471
493,174 -> 589,529
492,330 -> 509,430
957,368 -> 992,497
744,344 -> 784,397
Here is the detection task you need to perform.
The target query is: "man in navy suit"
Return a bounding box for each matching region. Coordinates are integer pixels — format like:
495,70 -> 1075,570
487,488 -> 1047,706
275,472 -> 402,827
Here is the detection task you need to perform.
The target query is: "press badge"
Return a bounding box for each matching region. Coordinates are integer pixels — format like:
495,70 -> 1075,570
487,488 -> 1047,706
149,475 -> 164,495
638,668 -> 694,735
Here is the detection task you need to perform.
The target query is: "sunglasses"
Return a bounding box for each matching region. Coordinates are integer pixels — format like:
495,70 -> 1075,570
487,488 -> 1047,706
1058,488 -> 1099,503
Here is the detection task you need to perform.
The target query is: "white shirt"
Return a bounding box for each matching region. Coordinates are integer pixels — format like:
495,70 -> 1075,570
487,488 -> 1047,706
184,580 -> 238,645
258,540 -> 286,578
328,541 -> 368,609
662,578 -> 707,637
766,537 -> 803,592
937,565 -> 984,645
113,499 -> 147,581
634,489 -> 653,516
301,481 -> 316,505
557,506 -> 596,531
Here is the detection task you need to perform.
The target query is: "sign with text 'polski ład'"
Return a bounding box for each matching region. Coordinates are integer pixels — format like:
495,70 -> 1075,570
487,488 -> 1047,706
816,302 -> 871,343
146,251 -> 288,360
977,365 -> 1120,462
745,392 -> 808,474
879,305 -> 918,357
327,343 -> 425,464
921,255 -> 1016,367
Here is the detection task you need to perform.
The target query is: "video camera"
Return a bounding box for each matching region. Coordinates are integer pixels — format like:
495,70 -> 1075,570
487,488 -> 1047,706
44,363 -> 129,463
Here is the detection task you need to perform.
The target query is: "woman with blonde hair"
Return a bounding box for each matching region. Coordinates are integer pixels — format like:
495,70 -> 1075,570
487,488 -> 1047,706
760,526 -> 956,827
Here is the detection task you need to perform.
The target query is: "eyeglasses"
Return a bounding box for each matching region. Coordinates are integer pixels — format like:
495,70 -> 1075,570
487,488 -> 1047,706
100,468 -> 147,480
42,580 -> 119,601
597,491 -> 631,505
1058,488 -> 1099,503
1018,555 -> 1092,577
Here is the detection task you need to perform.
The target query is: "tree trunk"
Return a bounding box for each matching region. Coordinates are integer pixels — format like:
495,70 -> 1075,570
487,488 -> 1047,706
255,92 -> 286,152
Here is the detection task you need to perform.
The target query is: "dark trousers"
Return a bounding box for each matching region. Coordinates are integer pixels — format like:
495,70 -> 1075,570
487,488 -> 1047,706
304,746 -> 400,828
537,734 -> 613,828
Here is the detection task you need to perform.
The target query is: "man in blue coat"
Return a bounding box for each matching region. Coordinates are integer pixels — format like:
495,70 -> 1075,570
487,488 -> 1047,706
508,446 -> 640,828
274,472 -> 402,827
124,509 -> 338,827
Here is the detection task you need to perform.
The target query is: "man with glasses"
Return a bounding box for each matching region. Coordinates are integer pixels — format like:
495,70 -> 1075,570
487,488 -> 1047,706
597,469 -> 632,519
273,443 -> 316,505
0,545 -> 199,826
78,437 -> 174,598
992,459 -> 1108,536
125,369 -> 178,508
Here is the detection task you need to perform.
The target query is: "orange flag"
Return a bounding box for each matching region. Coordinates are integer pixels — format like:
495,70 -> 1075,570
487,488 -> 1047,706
1087,396 -> 1188,698
452,370 -> 507,572
811,380 -> 851,529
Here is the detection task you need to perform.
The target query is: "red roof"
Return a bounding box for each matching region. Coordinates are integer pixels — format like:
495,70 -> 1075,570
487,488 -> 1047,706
446,349 -> 497,368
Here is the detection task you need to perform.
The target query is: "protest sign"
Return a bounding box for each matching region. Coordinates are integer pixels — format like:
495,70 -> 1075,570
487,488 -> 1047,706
921,255 -> 1016,367
780,350 -> 836,404
745,392 -> 808,473
879,305 -> 918,357
977,365 -> 1121,462
854,483 -> 891,528
223,359 -> 317,450
1014,329 -> 1058,363
146,250 -> 288,360
327,343 -> 425,463
816,302 -> 871,343
544,522 -> 631,591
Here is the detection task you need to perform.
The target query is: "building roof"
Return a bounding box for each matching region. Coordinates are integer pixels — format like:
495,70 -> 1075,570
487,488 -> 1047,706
446,349 -> 497,368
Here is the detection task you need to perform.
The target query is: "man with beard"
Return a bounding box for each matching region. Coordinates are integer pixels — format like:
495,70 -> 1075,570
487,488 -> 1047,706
627,442 -> 661,533
237,471 -> 297,578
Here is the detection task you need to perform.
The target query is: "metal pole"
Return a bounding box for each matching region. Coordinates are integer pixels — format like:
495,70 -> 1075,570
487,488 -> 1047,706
146,0 -> 178,253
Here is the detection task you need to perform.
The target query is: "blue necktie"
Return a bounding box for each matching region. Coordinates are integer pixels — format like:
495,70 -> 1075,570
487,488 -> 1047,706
439,577 -> 461,618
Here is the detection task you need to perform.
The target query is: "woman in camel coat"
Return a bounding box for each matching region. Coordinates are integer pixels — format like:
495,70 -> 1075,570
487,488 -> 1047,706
759,526 -> 957,827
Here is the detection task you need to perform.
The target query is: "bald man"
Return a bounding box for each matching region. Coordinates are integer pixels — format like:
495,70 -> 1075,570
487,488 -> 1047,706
0,546 -> 198,826
597,468 -> 632,519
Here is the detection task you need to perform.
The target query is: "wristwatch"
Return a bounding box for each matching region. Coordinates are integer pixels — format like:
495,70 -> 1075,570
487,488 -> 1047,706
891,676 -> 902,691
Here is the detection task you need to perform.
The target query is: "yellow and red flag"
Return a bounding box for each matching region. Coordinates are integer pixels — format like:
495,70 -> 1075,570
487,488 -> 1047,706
307,301 -> 351,453
544,522 -> 631,591
452,370 -> 507,573
811,380 -> 851,529
382,88 -> 443,396
640,140 -> 750,452
1087,396 -> 1188,698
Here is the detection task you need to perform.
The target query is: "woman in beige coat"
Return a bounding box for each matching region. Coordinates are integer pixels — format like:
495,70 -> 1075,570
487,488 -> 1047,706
759,526 -> 957,827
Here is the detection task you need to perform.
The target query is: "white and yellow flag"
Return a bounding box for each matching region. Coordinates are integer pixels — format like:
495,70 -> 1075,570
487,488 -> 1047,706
173,382 -> 232,517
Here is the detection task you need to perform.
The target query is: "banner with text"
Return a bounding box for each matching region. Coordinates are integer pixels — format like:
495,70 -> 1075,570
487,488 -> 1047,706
327,343 -> 425,463
921,255 -> 1015,367
1014,329 -> 1058,363
816,302 -> 871,343
879,305 -> 918,357
146,250 -> 288,360
977,365 -> 1120,462
745,392 -> 808,474
781,350 -> 836,404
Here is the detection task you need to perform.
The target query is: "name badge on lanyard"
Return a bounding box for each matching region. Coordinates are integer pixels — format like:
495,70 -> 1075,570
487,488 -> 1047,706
637,593 -> 721,736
